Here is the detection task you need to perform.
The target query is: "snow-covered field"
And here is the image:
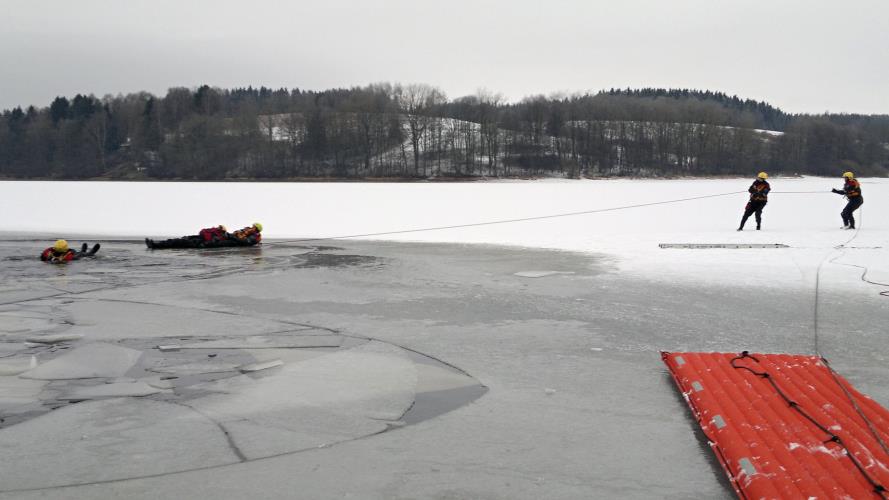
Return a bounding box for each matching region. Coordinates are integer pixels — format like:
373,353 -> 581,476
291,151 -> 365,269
2,177 -> 886,295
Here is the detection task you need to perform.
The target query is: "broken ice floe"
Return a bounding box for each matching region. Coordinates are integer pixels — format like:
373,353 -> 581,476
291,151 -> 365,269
20,343 -> 142,380
238,359 -> 284,373
148,362 -> 240,375
414,362 -> 481,392
24,333 -> 84,344
0,328 -> 487,488
0,376 -> 47,411
0,398 -> 240,490
190,341 -> 416,439
0,355 -> 37,376
219,408 -> 388,460
514,270 -> 576,278
171,342 -> 417,460
140,375 -> 176,390
172,335 -> 343,350
59,381 -> 162,400
0,311 -> 57,335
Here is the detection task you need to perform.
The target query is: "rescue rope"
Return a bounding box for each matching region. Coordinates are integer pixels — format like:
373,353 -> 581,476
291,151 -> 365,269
265,190 -> 834,247
731,351 -> 889,497
821,357 -> 889,458
816,206 -> 889,480
806,205 -> 889,497
829,209 -> 889,298
770,191 -> 835,194
267,191 -> 746,245
813,207 -> 866,356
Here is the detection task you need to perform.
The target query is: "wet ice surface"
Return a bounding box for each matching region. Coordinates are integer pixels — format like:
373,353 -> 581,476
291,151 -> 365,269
0,240 -> 488,494
0,238 -> 887,499
0,398 -> 240,490
21,342 -> 142,380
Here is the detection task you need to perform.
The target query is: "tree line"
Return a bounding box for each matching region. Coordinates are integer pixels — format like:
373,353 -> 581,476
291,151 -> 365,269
1,84 -> 887,180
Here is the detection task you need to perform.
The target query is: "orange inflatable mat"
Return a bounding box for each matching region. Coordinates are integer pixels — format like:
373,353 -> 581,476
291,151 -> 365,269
662,351 -> 889,499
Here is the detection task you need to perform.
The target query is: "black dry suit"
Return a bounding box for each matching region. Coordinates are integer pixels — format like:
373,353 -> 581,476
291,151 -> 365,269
738,179 -> 770,230
832,178 -> 863,229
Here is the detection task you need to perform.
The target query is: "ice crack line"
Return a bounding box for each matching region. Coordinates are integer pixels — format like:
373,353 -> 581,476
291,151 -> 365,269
166,400 -> 248,463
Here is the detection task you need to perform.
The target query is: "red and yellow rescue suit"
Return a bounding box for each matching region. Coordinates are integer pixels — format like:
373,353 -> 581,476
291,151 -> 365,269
40,248 -> 77,263
231,226 -> 262,244
199,226 -> 228,243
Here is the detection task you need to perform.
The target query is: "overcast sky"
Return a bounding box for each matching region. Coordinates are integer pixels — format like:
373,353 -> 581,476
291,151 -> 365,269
2,0 -> 888,114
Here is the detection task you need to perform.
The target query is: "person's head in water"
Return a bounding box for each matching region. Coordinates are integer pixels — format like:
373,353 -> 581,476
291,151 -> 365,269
52,239 -> 69,255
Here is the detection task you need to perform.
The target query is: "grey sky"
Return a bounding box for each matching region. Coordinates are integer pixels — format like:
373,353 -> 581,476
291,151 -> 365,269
2,0 -> 888,114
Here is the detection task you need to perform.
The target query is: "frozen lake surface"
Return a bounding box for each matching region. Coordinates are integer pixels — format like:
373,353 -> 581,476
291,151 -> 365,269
0,178 -> 887,498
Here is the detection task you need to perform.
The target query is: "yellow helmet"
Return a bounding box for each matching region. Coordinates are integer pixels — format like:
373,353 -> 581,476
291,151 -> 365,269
218,225 -> 227,232
53,239 -> 69,252
253,222 -> 263,232
843,171 -> 854,178
757,172 -> 768,179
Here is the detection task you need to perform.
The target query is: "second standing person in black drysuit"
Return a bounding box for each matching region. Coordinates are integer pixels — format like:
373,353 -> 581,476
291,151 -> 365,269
832,172 -> 863,229
738,172 -> 771,231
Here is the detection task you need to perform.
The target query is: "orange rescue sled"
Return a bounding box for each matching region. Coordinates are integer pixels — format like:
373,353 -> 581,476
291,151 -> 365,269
662,351 -> 889,499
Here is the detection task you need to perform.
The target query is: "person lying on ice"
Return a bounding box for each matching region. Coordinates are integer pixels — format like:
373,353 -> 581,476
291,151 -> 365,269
230,223 -> 262,245
146,224 -> 262,249
737,171 -> 770,231
40,239 -> 100,263
832,171 -> 863,229
145,225 -> 229,249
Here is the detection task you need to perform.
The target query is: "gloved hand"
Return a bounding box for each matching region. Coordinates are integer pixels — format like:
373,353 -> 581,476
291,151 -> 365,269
831,188 -> 843,194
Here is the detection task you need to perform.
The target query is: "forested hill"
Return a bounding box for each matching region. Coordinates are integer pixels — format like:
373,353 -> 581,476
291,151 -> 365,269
602,88 -> 790,131
1,84 -> 887,180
